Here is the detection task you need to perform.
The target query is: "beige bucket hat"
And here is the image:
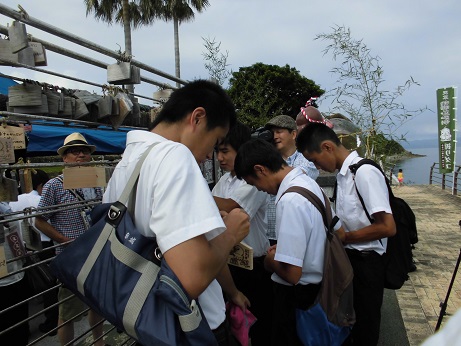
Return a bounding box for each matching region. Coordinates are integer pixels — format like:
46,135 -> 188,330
57,132 -> 96,156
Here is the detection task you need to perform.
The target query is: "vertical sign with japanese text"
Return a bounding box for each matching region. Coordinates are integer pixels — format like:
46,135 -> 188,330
437,87 -> 457,174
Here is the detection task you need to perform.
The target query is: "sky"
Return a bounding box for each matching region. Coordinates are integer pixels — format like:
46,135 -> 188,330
0,0 -> 460,142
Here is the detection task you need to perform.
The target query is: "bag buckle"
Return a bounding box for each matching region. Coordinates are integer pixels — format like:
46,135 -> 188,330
108,207 -> 121,220
154,247 -> 163,261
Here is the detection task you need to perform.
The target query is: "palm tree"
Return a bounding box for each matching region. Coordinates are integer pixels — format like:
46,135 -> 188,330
84,0 -> 165,92
161,1 -> 210,86
84,0 -> 210,88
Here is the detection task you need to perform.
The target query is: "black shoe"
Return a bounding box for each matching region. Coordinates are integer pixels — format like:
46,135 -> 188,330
39,322 -> 57,336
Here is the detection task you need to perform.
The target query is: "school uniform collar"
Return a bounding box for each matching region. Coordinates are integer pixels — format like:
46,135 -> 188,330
126,130 -> 167,146
275,167 -> 304,204
339,151 -> 359,177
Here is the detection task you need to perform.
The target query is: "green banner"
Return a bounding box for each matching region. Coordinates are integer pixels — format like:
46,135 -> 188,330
437,87 -> 457,174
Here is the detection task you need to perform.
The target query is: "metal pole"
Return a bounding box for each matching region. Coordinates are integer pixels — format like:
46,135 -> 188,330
435,247 -> 461,331
0,3 -> 188,85
0,111 -> 145,129
0,24 -> 176,95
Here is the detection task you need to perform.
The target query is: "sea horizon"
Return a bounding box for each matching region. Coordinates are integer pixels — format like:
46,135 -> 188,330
394,143 -> 461,185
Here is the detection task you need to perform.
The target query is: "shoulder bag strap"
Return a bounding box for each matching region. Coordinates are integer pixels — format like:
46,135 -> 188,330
116,142 -> 160,205
283,186 -> 338,234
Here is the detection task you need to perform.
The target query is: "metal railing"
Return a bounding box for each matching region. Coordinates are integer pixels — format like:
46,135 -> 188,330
0,159 -> 132,346
429,162 -> 461,195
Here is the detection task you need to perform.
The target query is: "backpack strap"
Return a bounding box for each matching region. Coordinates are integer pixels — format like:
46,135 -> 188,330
348,158 -> 394,246
283,186 -> 339,236
348,158 -> 395,224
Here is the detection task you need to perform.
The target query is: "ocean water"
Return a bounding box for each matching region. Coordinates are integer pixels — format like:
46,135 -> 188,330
392,147 -> 461,185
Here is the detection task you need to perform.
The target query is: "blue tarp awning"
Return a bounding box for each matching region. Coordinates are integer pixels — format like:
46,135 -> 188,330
27,122 -> 130,154
0,76 -> 131,154
0,75 -> 18,95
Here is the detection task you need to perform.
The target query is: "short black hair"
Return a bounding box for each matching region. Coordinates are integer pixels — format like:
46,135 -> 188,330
296,122 -> 341,153
234,139 -> 286,179
149,80 -> 236,131
218,121 -> 251,153
31,169 -> 49,190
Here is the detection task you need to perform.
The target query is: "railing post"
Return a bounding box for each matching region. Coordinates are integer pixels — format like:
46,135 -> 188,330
453,166 -> 461,195
429,163 -> 436,185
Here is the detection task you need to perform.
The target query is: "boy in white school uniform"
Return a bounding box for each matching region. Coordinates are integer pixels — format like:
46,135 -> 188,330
212,121 -> 272,345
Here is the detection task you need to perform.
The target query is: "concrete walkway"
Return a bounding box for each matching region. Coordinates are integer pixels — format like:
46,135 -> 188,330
393,185 -> 461,345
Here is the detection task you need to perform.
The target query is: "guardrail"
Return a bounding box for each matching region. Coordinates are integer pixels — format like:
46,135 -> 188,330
429,162 -> 461,195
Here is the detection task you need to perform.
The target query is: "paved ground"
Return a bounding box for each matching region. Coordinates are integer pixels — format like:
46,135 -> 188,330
26,184 -> 461,346
393,185 -> 461,345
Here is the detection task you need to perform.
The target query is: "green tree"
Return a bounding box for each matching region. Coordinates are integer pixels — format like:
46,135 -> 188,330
228,63 -> 324,129
315,25 -> 426,158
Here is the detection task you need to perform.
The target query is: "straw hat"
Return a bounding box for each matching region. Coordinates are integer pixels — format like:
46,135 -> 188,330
57,132 -> 96,156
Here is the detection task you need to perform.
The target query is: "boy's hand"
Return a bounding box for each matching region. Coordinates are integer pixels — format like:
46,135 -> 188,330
222,208 -> 250,245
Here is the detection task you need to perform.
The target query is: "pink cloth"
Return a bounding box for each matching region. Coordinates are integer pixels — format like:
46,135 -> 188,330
226,302 -> 257,346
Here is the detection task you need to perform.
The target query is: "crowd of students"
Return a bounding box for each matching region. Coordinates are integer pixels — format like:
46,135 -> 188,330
0,80 -> 423,346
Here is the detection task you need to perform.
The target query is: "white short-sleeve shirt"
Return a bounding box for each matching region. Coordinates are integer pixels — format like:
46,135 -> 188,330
336,151 -> 392,255
273,167 -> 340,286
103,130 -> 227,329
212,172 -> 270,257
10,190 -> 51,242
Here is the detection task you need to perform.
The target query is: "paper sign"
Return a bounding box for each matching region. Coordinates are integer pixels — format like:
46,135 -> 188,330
0,125 -> 26,149
228,242 -> 253,270
0,245 -> 7,278
0,137 -> 15,163
63,166 -> 107,189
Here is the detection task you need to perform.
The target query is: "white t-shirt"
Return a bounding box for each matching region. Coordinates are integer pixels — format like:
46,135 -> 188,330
212,172 -> 270,257
10,190 -> 51,242
273,167 -> 340,286
336,151 -> 392,255
103,130 -> 227,330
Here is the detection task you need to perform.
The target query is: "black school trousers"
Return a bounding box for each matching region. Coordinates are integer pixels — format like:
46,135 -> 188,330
271,281 -> 320,346
345,249 -> 385,346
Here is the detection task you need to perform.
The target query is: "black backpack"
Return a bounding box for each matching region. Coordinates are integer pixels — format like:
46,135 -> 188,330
348,159 -> 416,290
